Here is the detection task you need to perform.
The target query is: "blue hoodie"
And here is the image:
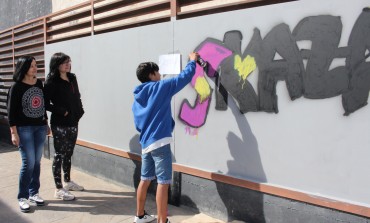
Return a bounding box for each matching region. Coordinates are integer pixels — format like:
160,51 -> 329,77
132,60 -> 196,150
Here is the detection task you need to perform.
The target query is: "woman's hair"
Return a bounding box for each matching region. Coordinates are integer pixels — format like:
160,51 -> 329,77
47,52 -> 71,81
136,62 -> 159,83
13,56 -> 36,82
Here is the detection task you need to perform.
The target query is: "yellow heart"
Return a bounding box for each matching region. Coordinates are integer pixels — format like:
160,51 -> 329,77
234,54 -> 256,81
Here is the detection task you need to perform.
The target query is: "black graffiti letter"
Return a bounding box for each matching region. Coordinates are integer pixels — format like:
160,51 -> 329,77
293,15 -> 349,99
342,8 -> 370,115
248,24 -> 304,113
216,31 -> 259,113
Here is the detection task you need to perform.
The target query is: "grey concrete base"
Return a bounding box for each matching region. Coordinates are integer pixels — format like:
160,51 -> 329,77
0,122 -> 11,145
44,137 -> 370,223
180,174 -> 370,223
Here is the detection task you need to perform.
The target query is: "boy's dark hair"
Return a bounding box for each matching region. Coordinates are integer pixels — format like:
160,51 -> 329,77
13,56 -> 36,82
136,62 -> 159,83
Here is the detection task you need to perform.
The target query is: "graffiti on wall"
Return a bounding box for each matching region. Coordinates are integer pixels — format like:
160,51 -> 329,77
179,8 -> 370,128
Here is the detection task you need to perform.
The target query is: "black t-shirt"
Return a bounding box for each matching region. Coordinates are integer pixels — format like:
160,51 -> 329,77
7,79 -> 48,127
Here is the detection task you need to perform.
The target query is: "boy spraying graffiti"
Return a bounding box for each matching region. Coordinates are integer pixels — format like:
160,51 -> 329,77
132,52 -> 199,223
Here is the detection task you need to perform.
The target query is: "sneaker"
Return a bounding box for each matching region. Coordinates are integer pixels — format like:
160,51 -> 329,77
19,198 -> 30,213
29,194 -> 45,206
54,188 -> 75,201
64,181 -> 84,191
165,218 -> 171,223
134,210 -> 156,223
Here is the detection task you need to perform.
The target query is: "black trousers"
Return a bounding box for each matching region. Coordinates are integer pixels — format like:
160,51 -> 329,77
51,125 -> 78,189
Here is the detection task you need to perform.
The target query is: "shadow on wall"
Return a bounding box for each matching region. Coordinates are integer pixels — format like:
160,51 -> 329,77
129,134 -> 142,190
216,97 -> 266,222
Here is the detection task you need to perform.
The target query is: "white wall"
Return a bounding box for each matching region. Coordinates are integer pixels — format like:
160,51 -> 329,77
45,0 -> 370,208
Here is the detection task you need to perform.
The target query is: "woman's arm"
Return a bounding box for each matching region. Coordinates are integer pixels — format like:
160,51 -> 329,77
44,81 -> 68,116
7,86 -> 20,146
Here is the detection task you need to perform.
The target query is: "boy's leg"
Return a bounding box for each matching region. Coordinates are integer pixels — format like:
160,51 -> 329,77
136,180 -> 151,216
156,183 -> 169,223
151,144 -> 172,223
136,151 -> 156,219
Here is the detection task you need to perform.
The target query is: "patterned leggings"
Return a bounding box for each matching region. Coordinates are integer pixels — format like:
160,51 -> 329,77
51,125 -> 78,189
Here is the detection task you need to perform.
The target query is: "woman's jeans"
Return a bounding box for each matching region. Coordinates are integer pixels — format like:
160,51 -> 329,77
17,125 -> 47,200
51,125 -> 78,189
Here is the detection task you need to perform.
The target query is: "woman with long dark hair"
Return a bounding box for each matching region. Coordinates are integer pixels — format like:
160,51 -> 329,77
7,56 -> 49,212
44,52 -> 84,201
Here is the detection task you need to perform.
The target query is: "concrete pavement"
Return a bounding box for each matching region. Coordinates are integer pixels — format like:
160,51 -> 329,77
0,141 -> 224,223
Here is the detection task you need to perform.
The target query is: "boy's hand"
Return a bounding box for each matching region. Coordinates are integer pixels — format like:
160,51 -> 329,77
189,52 -> 199,61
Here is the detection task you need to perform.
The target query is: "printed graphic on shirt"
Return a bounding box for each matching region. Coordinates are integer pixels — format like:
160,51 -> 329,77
22,86 -> 45,118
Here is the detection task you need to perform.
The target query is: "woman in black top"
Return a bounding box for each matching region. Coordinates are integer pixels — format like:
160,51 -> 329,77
7,56 -> 49,212
44,52 -> 84,201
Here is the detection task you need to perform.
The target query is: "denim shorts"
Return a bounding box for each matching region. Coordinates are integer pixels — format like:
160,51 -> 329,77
141,144 -> 172,184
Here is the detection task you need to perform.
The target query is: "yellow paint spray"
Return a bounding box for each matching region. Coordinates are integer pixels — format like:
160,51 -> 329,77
195,76 -> 211,103
234,55 -> 256,88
